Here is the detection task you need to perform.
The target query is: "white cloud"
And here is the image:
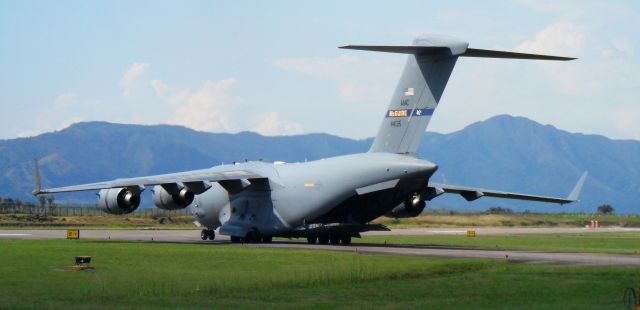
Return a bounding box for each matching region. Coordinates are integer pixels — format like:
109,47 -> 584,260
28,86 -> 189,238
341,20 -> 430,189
150,79 -> 169,97
121,62 -> 150,97
166,79 -> 238,132
16,93 -> 87,138
252,112 -> 303,136
515,22 -> 585,56
514,22 -> 587,95
53,92 -> 78,109
611,107 -> 640,140
274,54 -> 399,103
612,38 -> 633,55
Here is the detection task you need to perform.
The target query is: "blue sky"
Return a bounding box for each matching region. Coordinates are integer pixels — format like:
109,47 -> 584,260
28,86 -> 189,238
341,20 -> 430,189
1,0 -> 638,140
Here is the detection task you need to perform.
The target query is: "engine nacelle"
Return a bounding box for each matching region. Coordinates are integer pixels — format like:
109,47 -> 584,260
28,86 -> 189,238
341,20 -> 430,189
152,185 -> 195,210
386,194 -> 426,218
98,188 -> 141,215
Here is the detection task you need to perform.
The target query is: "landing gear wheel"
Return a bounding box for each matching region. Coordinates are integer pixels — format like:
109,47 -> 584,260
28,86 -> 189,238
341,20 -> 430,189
329,235 -> 341,245
262,236 -> 273,243
318,236 -> 329,245
307,236 -> 317,244
340,236 -> 351,245
245,230 -> 260,243
207,230 -> 215,241
200,229 -> 208,241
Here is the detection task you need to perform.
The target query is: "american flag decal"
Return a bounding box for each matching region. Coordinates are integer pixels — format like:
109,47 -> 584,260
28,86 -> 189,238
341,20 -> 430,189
404,87 -> 415,96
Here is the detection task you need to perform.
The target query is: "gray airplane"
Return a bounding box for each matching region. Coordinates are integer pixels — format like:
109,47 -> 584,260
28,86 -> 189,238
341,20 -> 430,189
34,35 -> 587,245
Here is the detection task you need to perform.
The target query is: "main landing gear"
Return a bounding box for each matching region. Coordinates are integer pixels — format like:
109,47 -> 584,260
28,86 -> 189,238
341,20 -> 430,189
307,235 -> 351,245
230,230 -> 273,244
200,229 -> 215,241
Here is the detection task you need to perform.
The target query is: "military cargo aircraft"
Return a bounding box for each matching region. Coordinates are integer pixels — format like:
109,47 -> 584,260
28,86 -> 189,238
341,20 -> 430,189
34,35 -> 587,245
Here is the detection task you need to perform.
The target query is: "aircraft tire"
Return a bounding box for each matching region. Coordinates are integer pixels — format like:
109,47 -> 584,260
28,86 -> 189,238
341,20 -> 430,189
306,236 -> 317,244
207,231 -> 215,241
318,236 -> 329,245
200,229 -> 208,241
245,230 -> 260,243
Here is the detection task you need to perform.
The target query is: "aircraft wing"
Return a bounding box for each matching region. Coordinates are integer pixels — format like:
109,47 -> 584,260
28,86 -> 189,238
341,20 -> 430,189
33,162 -> 265,195
427,172 -> 588,205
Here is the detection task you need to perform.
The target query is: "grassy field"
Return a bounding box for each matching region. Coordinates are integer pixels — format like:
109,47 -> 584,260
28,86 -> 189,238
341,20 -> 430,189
1,239 -> 639,309
357,232 -> 640,254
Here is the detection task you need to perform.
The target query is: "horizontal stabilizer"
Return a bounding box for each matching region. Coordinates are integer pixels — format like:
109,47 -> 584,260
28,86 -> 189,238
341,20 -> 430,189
340,45 -> 576,61
463,48 -> 576,61
340,45 -> 450,55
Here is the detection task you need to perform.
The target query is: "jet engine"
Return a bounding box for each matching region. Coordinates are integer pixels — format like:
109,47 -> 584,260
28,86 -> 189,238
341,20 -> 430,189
152,185 -> 195,210
98,188 -> 141,214
386,194 -> 426,218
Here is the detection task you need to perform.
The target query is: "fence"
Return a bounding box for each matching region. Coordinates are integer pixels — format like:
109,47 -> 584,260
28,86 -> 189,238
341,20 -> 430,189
0,205 -> 191,217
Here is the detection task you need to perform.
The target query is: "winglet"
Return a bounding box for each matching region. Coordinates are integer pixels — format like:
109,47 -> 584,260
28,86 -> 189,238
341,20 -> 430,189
32,159 -> 42,196
567,172 -> 588,202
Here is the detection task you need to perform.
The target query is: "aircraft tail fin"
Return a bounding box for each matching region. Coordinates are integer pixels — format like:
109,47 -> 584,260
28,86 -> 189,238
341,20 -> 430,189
341,35 -> 575,155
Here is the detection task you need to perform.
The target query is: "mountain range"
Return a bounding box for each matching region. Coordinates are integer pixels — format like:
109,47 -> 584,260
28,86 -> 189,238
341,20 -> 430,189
1,115 -> 638,213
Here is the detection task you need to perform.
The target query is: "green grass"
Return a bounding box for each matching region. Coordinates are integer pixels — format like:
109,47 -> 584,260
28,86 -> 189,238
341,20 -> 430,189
1,239 -> 639,309
357,232 -> 640,254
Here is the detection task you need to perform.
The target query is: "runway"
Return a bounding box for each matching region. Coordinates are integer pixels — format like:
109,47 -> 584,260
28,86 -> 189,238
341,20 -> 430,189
1,228 -> 639,266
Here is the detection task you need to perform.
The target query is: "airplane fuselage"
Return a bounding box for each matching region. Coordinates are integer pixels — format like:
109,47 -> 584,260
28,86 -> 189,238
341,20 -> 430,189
191,152 -> 437,237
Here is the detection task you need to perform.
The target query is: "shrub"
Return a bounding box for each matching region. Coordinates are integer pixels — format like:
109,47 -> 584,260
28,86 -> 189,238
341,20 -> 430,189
486,207 -> 513,215
597,204 -> 614,215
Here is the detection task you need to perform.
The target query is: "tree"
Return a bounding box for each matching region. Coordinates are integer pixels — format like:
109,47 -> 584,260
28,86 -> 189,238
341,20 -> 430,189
46,196 -> 55,215
597,204 -> 614,215
38,195 -> 46,209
